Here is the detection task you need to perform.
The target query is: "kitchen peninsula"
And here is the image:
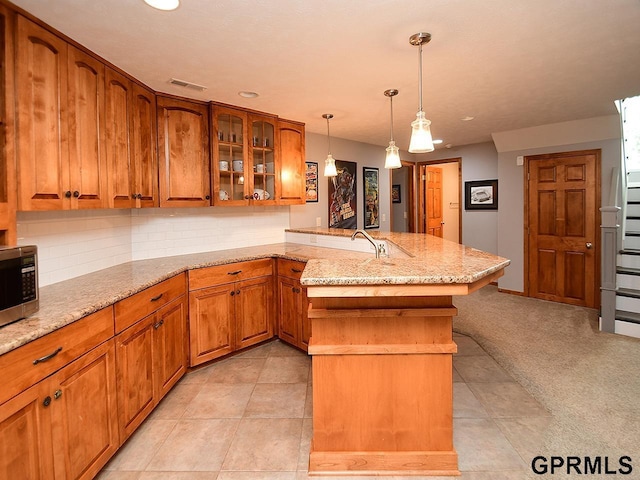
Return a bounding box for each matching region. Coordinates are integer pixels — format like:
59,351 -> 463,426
0,230 -> 508,479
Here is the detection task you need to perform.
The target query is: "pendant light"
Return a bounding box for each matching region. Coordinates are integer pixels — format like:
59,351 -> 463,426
384,89 -> 402,169
408,32 -> 434,153
323,114 -> 337,177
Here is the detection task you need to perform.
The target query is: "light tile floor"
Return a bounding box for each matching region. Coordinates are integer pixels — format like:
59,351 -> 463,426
98,334 -> 551,480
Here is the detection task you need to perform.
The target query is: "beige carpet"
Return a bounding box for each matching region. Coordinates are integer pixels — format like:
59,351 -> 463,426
453,286 -> 640,477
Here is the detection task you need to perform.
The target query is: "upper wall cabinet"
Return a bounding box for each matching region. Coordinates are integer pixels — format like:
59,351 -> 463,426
16,16 -> 107,211
105,68 -> 158,209
277,119 -> 306,205
157,96 -> 211,207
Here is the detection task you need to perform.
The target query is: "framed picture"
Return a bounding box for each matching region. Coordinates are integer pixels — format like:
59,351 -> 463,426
328,160 -> 357,229
465,179 -> 498,210
391,184 -> 402,203
305,162 -> 318,202
363,167 -> 379,229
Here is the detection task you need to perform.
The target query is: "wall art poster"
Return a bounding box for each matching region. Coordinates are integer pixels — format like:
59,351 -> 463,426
305,162 -> 318,202
464,179 -> 498,210
363,167 -> 379,229
392,184 -> 402,203
328,160 -> 357,229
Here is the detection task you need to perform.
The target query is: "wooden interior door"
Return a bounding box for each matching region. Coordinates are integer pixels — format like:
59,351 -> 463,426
527,150 -> 600,308
426,166 -> 443,237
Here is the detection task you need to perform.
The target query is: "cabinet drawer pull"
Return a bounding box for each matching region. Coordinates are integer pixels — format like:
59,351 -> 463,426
151,293 -> 164,302
33,347 -> 63,365
154,319 -> 164,329
291,268 -> 303,273
227,270 -> 242,276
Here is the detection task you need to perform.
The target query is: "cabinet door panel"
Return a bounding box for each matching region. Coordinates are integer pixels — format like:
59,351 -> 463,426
189,284 -> 235,366
157,97 -> 210,207
50,340 -> 118,480
67,45 -> 106,209
154,295 -> 188,400
105,67 -> 133,208
0,382 -> 53,479
277,276 -> 299,347
15,15 -> 68,210
131,83 -> 158,207
236,276 -> 273,350
278,120 -> 305,204
300,287 -> 311,350
115,317 -> 155,441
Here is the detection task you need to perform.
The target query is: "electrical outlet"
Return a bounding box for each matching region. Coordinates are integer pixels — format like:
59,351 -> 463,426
316,217 -> 322,227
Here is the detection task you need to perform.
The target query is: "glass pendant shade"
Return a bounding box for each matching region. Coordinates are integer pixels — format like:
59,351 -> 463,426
324,153 -> 337,177
408,111 -> 434,153
384,141 -> 401,169
144,0 -> 180,10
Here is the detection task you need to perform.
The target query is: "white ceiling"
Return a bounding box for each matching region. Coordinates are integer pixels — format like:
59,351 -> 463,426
10,0 -> 640,151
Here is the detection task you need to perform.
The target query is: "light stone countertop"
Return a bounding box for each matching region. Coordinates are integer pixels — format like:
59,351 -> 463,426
0,230 -> 509,356
292,227 -> 510,286
0,243 -> 370,356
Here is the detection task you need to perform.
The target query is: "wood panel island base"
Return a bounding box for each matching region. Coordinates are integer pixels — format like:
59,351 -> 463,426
305,274 -> 504,476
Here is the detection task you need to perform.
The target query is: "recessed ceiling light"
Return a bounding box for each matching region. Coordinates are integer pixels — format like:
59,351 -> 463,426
432,139 -> 443,145
238,91 -> 259,98
143,0 -> 179,11
461,116 -> 475,122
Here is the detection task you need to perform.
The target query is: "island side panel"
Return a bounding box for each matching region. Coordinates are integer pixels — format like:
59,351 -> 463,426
307,296 -> 460,476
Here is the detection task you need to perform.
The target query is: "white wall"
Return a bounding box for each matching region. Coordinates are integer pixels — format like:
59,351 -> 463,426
413,142 -> 499,254
290,132 -> 395,231
18,206 -> 289,286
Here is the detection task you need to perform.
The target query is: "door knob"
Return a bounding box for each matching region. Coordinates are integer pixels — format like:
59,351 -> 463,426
586,242 -> 593,249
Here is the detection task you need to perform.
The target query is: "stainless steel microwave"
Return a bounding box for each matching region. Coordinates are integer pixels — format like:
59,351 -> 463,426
0,245 -> 39,327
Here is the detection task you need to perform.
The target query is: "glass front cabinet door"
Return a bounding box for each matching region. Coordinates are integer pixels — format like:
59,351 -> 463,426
212,105 -> 249,205
249,114 -> 277,204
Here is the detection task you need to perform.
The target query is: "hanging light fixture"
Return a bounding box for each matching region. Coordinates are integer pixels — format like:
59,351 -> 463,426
408,32 -> 434,153
322,114 -> 337,177
384,89 -> 402,169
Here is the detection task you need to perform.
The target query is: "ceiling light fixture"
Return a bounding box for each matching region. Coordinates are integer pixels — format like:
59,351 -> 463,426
461,116 -> 475,122
143,0 -> 180,11
408,32 -> 434,154
322,114 -> 337,177
238,91 -> 259,98
384,89 -> 401,169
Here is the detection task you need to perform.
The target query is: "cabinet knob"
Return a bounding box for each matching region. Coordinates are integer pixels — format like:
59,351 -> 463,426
54,389 -> 62,400
73,191 -> 80,198
43,396 -> 52,407
154,319 -> 164,329
236,290 -> 240,295
65,191 -> 72,198
230,291 -> 235,296
206,195 -> 210,200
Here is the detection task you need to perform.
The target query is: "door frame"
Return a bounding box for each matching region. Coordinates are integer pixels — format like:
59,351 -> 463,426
416,158 -> 462,243
389,160 -> 417,233
523,149 -> 601,307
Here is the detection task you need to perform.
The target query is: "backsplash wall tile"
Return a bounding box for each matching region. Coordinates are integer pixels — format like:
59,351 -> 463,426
17,207 -> 290,287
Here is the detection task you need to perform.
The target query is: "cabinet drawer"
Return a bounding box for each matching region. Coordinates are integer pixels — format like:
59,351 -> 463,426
277,258 -> 306,280
189,259 -> 274,290
115,273 -> 186,333
0,307 -> 114,406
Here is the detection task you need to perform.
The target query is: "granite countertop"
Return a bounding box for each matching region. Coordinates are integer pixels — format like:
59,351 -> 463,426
0,230 -> 509,356
0,243 -> 370,356
290,227 -> 511,286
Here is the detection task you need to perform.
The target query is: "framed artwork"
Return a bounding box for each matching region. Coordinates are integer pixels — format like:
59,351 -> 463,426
328,160 -> 357,229
391,184 -> 402,203
363,167 -> 379,229
305,162 -> 318,202
465,179 -> 498,210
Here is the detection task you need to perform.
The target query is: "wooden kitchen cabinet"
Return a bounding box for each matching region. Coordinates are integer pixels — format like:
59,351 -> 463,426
114,274 -> 187,441
0,308 -> 120,479
16,16 -> 108,211
277,259 -> 310,351
157,96 -> 211,207
249,113 -> 278,205
189,259 -> 274,366
105,68 -> 158,209
277,120 -> 306,205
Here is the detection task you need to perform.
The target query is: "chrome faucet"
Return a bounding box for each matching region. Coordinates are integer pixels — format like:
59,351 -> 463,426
351,229 -> 382,259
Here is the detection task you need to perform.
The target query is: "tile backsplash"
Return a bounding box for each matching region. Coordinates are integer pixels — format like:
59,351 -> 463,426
17,207 -> 289,286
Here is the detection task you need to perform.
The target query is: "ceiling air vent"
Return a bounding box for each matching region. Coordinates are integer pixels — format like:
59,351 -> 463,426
168,78 -> 207,92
